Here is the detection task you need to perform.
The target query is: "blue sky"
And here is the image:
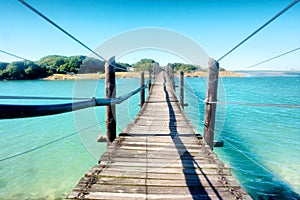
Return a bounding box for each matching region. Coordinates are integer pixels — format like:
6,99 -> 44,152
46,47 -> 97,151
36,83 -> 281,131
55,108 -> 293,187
0,0 -> 299,70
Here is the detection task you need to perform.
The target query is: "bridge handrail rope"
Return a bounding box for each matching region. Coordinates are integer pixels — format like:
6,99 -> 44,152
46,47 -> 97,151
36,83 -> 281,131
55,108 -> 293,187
0,80 -> 149,102
106,81 -> 149,105
218,0 -> 299,62
0,50 -> 29,61
0,80 -> 150,119
244,47 -> 300,69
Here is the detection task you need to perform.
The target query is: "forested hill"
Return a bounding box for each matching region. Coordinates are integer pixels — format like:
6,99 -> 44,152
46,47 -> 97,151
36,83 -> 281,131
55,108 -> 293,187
0,55 -> 212,80
0,55 -> 129,80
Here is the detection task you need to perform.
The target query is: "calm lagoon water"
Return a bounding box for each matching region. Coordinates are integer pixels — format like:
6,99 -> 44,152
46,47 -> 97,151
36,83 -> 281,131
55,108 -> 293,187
0,72 -> 299,199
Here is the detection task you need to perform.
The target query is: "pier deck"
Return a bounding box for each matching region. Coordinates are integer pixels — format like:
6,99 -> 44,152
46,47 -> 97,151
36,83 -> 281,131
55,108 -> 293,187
68,72 -> 251,199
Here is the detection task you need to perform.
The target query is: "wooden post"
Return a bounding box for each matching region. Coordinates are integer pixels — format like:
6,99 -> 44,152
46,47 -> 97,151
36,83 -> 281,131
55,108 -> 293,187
169,65 -> 172,81
180,71 -> 184,109
171,65 -> 175,91
105,56 -> 116,143
152,63 -> 156,80
204,58 -> 219,149
148,69 -> 152,91
140,71 -> 145,108
166,65 -> 169,78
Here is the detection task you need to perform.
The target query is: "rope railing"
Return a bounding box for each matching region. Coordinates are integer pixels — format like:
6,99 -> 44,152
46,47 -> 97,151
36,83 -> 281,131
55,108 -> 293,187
0,50 -> 29,61
244,47 -> 300,69
0,81 -> 150,119
105,81 -> 149,105
18,0 -> 130,71
218,0 -> 299,62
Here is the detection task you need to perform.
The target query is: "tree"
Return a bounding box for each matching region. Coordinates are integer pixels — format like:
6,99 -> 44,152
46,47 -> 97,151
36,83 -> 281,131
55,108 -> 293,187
36,55 -> 67,73
132,58 -> 158,71
80,57 -> 105,73
172,63 -> 197,72
219,67 -> 226,72
0,60 -> 51,80
0,70 -> 9,80
6,61 -> 27,80
0,62 -> 8,70
61,56 -> 86,73
0,55 -> 134,80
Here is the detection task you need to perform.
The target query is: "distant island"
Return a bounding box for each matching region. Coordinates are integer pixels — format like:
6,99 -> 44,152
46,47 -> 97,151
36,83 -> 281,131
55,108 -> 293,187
0,55 -> 242,80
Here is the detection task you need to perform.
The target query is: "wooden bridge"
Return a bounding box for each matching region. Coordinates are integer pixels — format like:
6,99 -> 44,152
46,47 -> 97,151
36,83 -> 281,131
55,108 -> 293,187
67,69 -> 251,199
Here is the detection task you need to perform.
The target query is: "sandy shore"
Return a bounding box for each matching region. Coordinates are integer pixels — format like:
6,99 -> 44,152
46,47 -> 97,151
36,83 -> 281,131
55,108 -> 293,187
185,71 -> 247,77
42,71 -> 246,80
42,72 -> 143,80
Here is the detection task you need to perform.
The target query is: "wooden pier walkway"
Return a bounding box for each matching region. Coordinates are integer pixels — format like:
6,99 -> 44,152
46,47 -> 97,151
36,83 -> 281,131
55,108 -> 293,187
68,72 -> 251,200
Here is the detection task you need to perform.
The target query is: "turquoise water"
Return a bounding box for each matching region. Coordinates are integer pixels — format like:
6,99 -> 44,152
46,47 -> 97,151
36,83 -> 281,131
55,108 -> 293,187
181,72 -> 300,199
0,78 -> 142,199
0,73 -> 299,199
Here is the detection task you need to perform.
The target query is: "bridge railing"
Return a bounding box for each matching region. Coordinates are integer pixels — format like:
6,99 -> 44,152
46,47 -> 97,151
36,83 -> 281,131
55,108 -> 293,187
0,57 -> 153,144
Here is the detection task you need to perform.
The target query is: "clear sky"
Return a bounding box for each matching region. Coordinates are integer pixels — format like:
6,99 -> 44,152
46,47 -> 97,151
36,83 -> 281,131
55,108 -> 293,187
0,0 -> 299,70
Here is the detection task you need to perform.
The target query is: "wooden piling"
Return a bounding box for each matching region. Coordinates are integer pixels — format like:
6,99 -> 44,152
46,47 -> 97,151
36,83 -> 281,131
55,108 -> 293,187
105,56 -> 116,143
166,65 -> 169,78
204,58 -> 219,149
180,71 -> 184,109
140,72 -> 145,108
153,63 -> 156,80
171,64 -> 175,91
148,69 -> 152,91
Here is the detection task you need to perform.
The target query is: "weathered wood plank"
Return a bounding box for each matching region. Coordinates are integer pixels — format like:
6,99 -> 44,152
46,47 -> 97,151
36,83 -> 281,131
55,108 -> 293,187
98,157 -> 223,165
77,176 -> 240,188
70,184 -> 250,198
99,154 -> 219,163
88,166 -> 232,176
98,161 -> 228,169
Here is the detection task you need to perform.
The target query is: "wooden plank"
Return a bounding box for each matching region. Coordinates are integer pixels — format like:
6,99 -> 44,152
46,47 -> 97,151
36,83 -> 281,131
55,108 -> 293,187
77,177 -> 240,188
91,166 -> 232,176
100,153 -> 219,161
99,157 -> 223,165
86,170 -> 233,181
98,161 -> 229,169
115,142 -> 200,148
115,136 -> 204,143
70,183 -> 250,198
102,147 -> 213,158
68,191 -> 235,200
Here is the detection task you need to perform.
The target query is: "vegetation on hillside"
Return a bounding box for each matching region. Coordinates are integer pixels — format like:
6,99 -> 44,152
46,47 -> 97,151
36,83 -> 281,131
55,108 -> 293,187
171,63 -> 199,72
0,55 -> 226,80
131,59 -> 159,72
0,60 -> 50,80
0,55 -> 126,80
170,63 -> 226,72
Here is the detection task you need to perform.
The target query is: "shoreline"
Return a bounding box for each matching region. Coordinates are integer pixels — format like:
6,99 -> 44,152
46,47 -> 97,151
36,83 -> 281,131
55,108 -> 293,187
185,71 -> 247,77
42,71 -> 247,80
